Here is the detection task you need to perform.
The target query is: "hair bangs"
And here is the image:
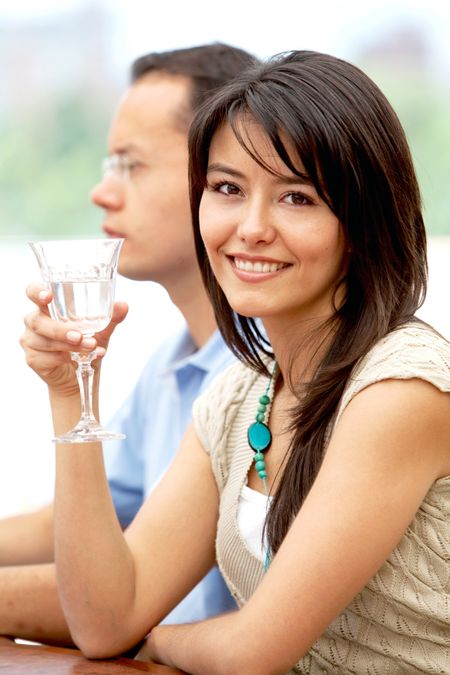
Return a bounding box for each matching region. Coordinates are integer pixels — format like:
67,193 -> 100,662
224,83 -> 333,211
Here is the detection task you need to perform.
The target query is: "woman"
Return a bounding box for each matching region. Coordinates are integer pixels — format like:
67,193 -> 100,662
23,51 -> 450,674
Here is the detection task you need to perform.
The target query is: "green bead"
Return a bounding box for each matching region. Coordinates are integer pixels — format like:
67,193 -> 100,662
258,470 -> 268,479
255,460 -> 266,472
247,421 -> 272,452
257,403 -> 267,413
259,394 -> 270,405
256,412 -> 265,423
254,452 -> 264,461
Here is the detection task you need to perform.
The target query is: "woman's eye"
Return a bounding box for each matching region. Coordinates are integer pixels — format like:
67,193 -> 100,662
213,181 -> 240,196
284,192 -> 312,206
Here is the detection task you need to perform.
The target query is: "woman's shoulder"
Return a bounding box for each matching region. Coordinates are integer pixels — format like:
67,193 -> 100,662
192,358 -> 269,453
196,359 -> 258,410
335,321 -> 450,428
353,320 -> 450,388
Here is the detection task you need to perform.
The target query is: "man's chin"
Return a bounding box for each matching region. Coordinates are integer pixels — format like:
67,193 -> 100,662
118,264 -> 155,282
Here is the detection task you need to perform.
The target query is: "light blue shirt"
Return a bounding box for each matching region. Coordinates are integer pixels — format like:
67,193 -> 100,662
104,326 -> 237,623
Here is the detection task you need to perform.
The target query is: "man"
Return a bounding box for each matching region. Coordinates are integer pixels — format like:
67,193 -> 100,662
0,43 -> 256,644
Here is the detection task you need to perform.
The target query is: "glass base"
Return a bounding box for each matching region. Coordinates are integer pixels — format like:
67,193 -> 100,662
53,421 -> 126,444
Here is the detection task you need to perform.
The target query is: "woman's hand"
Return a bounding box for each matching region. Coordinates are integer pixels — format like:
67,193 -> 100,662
20,283 -> 128,395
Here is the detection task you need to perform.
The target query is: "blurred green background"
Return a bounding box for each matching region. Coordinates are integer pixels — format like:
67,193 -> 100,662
0,97 -> 108,237
1,66 -> 449,238
0,2 -> 449,238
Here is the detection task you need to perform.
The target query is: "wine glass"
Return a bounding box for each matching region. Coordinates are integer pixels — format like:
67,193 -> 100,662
29,238 -> 125,443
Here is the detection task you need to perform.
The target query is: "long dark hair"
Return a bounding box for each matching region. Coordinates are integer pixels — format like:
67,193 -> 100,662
189,50 -> 427,555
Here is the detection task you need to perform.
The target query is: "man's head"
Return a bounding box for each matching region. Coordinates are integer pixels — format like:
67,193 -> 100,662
91,43 -> 257,291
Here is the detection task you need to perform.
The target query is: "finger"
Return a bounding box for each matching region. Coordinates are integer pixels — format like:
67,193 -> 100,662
23,310 -> 94,349
110,301 -> 129,327
20,329 -> 91,355
67,333 -> 98,352
24,310 -> 68,342
24,348 -> 73,372
26,283 -> 53,313
95,301 -> 129,347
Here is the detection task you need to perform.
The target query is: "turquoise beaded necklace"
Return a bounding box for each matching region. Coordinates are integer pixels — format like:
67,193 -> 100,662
247,361 -> 278,571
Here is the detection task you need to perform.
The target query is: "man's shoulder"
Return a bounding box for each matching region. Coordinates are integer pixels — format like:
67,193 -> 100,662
128,327 -> 191,396
199,331 -> 237,381
142,326 -> 192,370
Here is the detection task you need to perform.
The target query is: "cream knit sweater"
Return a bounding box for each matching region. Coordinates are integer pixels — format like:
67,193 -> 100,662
193,323 -> 450,674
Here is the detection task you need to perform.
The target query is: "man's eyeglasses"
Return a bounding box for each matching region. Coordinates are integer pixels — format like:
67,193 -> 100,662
101,153 -> 136,181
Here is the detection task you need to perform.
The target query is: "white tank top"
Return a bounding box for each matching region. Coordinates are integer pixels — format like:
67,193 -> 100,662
237,484 -> 271,563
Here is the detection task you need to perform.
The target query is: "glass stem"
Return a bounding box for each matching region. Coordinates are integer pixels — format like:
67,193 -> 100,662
71,351 -> 98,423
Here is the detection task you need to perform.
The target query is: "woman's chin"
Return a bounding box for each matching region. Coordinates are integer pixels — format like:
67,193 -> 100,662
233,308 -> 259,319
224,293 -> 271,320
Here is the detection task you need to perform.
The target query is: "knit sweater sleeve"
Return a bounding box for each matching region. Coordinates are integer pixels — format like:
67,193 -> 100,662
333,322 -> 450,430
192,361 -> 256,491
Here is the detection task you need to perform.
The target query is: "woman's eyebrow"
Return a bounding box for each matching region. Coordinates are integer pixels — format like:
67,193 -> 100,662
206,163 -> 245,178
206,162 -> 313,186
274,173 -> 313,186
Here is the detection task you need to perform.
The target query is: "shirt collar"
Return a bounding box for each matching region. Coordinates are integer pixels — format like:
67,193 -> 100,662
159,326 -> 229,377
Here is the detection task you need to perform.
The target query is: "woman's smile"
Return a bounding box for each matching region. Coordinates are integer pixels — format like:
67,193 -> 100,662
228,254 -> 290,282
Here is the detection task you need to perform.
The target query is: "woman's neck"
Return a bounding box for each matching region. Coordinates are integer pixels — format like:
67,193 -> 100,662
264,314 -> 335,388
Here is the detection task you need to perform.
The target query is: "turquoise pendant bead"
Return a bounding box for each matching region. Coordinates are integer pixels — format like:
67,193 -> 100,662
246,362 -> 277,494
247,421 -> 272,453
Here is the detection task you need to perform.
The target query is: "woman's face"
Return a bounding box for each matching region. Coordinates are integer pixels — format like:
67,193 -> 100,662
199,121 -> 348,328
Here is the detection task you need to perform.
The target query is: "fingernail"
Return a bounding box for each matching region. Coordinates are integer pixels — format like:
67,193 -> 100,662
66,330 -> 82,343
81,337 -> 96,349
38,290 -> 49,300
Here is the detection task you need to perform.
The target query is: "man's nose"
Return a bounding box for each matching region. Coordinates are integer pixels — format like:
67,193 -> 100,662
90,175 -> 124,211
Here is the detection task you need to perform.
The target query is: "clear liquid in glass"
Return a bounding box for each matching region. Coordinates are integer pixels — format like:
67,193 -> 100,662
49,279 -> 115,336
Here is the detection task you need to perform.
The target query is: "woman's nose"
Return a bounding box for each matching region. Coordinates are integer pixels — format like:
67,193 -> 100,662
236,200 -> 276,246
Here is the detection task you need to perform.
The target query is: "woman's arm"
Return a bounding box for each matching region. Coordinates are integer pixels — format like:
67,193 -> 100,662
0,504 -> 54,565
53,424 -> 220,658
0,563 -> 72,645
138,378 -> 450,675
21,285 -> 219,654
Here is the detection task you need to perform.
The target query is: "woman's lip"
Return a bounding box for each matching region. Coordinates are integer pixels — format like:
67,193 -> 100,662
228,255 -> 290,282
227,252 -> 286,264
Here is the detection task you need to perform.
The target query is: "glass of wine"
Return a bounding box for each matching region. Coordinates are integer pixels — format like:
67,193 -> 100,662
29,238 -> 125,443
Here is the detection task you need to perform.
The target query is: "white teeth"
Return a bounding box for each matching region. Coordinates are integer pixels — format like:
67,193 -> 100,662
234,258 -> 285,273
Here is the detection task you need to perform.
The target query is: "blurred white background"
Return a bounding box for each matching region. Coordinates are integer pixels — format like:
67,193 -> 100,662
0,0 -> 449,516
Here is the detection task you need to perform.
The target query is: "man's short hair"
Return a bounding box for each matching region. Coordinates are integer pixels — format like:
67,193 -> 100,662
131,43 -> 257,117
